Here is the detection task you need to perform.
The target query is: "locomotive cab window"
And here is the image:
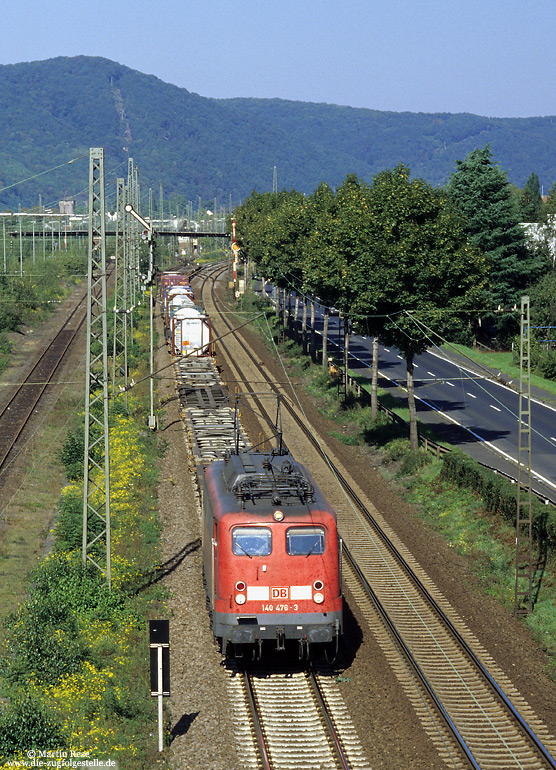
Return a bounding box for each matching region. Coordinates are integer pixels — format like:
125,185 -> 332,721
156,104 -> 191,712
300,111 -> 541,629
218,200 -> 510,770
232,527 -> 272,557
286,526 -> 325,556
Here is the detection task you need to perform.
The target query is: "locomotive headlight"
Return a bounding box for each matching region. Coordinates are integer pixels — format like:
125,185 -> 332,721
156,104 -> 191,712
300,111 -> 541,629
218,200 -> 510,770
235,581 -> 246,592
235,594 -> 246,605
313,592 -> 324,604
273,510 -> 284,521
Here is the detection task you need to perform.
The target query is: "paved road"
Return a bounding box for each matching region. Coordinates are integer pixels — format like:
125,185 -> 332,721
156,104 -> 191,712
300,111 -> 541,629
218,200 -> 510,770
258,284 -> 556,502
311,307 -> 556,502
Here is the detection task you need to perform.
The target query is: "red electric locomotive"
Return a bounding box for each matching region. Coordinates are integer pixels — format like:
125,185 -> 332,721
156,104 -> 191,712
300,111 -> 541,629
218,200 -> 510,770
201,450 -> 343,659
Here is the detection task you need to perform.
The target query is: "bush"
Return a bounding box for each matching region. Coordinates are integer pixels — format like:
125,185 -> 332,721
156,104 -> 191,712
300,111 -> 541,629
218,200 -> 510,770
2,594 -> 89,685
400,449 -> 432,475
0,697 -> 65,758
60,428 -> 85,480
30,552 -> 126,620
440,450 -> 556,550
538,349 -> 556,381
385,437 -> 411,461
55,486 -> 104,554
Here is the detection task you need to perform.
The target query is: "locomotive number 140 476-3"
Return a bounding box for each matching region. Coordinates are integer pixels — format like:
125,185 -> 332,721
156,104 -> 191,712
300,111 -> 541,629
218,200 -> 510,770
261,604 -> 299,613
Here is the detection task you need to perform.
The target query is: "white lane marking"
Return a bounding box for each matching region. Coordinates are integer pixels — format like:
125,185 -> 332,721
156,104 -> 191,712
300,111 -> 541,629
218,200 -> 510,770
427,371 -> 435,377
414,363 -> 419,368
384,348 -> 390,352
428,349 -> 556,414
466,392 -> 477,398
312,324 -> 556,490
490,405 -> 501,412
446,381 -> 455,387
397,354 -> 403,360
376,364 -> 556,493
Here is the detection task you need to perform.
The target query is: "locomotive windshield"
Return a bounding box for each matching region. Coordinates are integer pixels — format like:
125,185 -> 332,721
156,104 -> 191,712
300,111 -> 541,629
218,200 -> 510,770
232,526 -> 272,557
286,526 -> 325,556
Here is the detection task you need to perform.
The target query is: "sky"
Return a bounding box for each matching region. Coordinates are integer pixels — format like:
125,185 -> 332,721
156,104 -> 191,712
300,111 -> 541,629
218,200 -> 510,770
2,0 -> 556,118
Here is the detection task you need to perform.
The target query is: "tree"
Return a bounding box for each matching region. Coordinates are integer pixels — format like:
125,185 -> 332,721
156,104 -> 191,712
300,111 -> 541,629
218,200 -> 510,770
542,180 -> 556,219
353,165 -> 488,448
529,269 -> 556,328
302,175 -> 374,388
519,172 -> 543,222
300,182 -> 338,361
447,146 -> 543,314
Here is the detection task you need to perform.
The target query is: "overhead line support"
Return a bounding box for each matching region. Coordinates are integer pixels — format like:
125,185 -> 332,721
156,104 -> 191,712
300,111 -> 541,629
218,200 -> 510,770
82,147 -> 111,587
514,295 -> 533,616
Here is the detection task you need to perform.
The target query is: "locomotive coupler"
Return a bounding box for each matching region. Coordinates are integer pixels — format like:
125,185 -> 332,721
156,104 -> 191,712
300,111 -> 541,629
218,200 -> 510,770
276,627 -> 286,651
299,638 -> 310,660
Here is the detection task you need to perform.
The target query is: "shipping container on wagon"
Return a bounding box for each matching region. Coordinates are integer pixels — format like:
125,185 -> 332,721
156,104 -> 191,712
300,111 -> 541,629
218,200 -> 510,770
171,307 -> 211,357
168,293 -> 196,321
164,285 -> 195,325
160,272 -> 189,291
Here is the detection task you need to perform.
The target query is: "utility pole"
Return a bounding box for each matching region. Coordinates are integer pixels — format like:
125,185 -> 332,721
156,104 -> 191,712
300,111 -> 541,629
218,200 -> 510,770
112,178 -> 129,407
514,296 -> 533,616
127,158 -> 139,343
82,148 -> 111,587
125,202 -> 157,430
19,217 -> 23,276
273,165 -> 278,194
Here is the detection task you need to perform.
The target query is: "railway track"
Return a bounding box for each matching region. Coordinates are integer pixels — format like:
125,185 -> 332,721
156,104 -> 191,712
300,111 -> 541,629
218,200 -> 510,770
168,267 -> 370,769
0,292 -> 88,480
225,661 -> 370,770
197,264 -> 556,770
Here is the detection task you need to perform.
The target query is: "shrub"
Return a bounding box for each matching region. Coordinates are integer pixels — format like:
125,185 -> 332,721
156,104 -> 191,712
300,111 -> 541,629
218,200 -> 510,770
385,437 -> 412,461
400,449 -> 432,475
538,349 -> 556,381
55,485 -> 104,554
60,428 -> 85,480
363,413 -> 408,446
2,594 -> 89,685
0,697 -> 65,758
440,450 -> 556,550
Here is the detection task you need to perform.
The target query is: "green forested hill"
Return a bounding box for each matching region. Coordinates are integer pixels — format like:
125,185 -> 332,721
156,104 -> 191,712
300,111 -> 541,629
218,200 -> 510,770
1,55 -> 556,209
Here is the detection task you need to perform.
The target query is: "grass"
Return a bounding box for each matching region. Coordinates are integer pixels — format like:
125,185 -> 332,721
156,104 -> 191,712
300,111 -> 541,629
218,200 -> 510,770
405,460 -> 556,666
0,296 -> 168,767
240,289 -> 556,677
444,342 -> 556,400
0,364 -> 86,626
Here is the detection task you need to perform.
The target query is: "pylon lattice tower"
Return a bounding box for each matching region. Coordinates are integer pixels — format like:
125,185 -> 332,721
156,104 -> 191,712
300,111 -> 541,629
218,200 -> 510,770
514,295 -> 533,616
112,178 -> 129,404
82,148 -> 111,586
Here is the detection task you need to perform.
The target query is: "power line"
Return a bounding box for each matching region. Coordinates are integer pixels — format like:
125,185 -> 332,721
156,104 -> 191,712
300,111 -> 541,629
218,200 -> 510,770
0,154 -> 88,195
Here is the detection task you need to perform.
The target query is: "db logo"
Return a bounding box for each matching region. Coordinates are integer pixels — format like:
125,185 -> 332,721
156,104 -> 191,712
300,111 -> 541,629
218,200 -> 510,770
271,587 -> 289,599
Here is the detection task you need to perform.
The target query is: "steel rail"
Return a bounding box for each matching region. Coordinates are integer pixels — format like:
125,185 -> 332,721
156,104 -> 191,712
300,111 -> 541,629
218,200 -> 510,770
202,264 -> 556,770
0,292 -> 88,474
344,547 -> 480,769
243,671 -> 272,770
307,669 -> 353,770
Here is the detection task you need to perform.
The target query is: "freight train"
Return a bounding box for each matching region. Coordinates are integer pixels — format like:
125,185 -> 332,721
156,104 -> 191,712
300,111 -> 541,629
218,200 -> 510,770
161,270 -> 343,659
162,272 -> 211,357
200,450 -> 343,659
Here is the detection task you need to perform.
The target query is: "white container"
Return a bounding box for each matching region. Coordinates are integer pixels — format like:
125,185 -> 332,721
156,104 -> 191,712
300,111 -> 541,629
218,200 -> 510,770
165,286 -> 194,324
171,307 -> 211,356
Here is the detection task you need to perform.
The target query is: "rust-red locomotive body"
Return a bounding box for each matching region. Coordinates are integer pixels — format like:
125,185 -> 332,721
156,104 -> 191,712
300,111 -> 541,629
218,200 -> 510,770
201,451 -> 343,658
